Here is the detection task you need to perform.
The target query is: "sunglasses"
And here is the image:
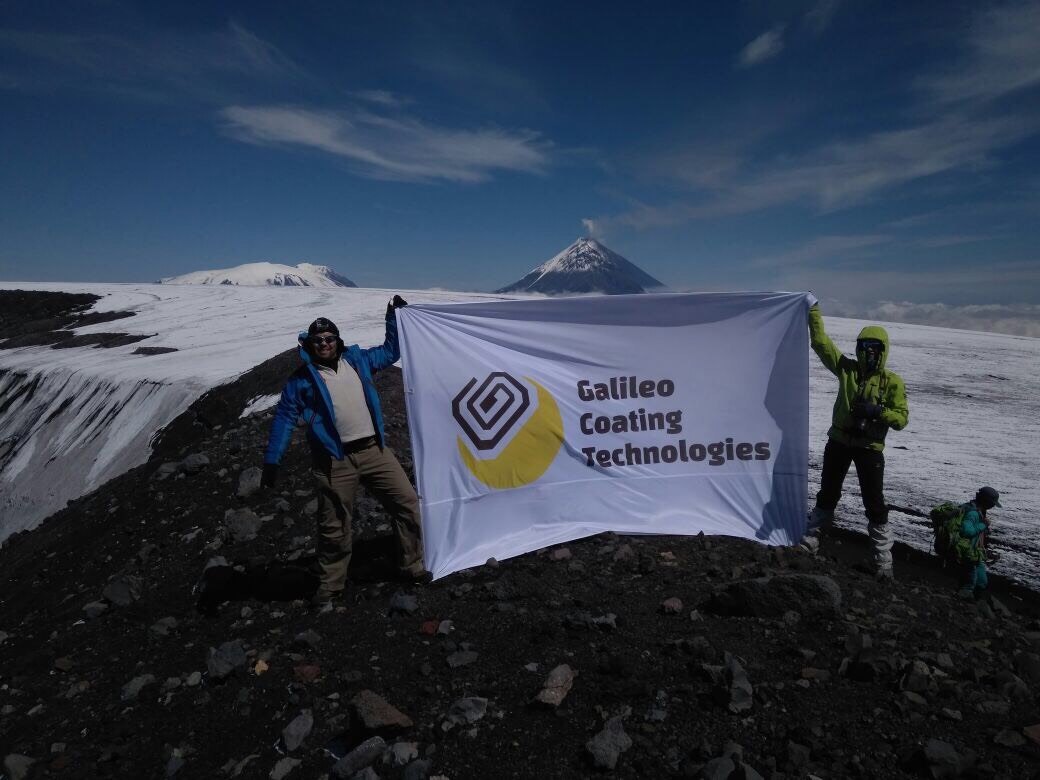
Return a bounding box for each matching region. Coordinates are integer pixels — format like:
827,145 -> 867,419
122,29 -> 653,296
310,335 -> 338,346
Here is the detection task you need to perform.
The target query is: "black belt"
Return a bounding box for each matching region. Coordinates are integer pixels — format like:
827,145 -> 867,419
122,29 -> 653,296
341,435 -> 378,454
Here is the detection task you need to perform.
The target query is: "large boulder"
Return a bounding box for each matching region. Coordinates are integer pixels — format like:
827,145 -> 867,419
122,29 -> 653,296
706,574 -> 842,619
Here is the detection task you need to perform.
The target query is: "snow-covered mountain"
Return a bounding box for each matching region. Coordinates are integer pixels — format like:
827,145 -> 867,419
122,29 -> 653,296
158,261 -> 358,288
496,238 -> 665,295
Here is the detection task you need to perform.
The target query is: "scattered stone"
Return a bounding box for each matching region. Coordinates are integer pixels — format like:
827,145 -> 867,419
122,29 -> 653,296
351,768 -> 379,780
294,629 -> 322,648
387,742 -> 419,768
549,547 -> 572,561
437,620 -> 453,636
150,616 -> 179,637
102,575 -> 142,606
181,452 -> 210,474
3,754 -> 34,780
1024,723 -> 1040,745
586,716 -> 632,770
293,663 -> 320,683
994,729 -> 1026,747
54,656 -> 73,672
237,466 -> 262,498
661,597 -> 683,614
533,664 -> 577,707
304,499 -> 319,516
207,640 -> 248,679
441,697 -> 488,731
223,508 -> 262,542
269,757 -> 301,780
446,650 -> 478,668
918,738 -> 962,779
350,690 -> 414,732
83,601 -> 108,619
332,736 -> 386,778
716,653 -> 753,714
562,611 -> 618,631
389,591 -> 419,615
282,710 -> 313,752
707,574 -> 842,619
402,760 -> 433,780
121,674 -> 156,701
186,671 -> 202,687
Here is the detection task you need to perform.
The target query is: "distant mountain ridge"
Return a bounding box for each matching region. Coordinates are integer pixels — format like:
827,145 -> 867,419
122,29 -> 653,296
496,238 -> 664,295
158,262 -> 357,288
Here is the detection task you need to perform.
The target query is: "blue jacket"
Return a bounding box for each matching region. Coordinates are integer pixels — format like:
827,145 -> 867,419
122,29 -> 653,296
264,315 -> 400,465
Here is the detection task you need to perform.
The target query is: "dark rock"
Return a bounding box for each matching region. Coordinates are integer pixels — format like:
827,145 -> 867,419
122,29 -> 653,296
388,591 -> 419,616
207,640 -> 247,679
533,664 -> 577,707
102,575 -> 142,606
349,690 -> 413,732
282,710 -> 313,752
236,467 -> 262,498
332,736 -> 385,778
706,574 -> 842,619
223,508 -> 262,542
441,697 -> 488,731
181,453 -> 210,474
586,716 -> 632,770
121,674 -> 156,701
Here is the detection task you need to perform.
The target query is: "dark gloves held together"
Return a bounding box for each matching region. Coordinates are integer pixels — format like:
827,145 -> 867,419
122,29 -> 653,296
851,401 -> 882,421
385,295 -> 409,320
260,463 -> 279,489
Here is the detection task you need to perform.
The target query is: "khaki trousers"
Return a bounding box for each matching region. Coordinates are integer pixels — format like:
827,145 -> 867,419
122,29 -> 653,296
312,441 -> 424,594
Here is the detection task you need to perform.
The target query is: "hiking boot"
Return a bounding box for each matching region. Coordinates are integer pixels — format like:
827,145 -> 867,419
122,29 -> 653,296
957,587 -> 975,600
310,588 -> 341,609
875,566 -> 895,582
799,534 -> 820,556
806,506 -> 834,532
399,567 -> 434,585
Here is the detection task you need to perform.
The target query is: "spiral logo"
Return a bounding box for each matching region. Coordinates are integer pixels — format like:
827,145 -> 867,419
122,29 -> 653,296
452,372 -> 564,489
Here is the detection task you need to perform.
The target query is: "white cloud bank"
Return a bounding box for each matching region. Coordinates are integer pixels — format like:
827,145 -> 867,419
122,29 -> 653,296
826,300 -> 1040,338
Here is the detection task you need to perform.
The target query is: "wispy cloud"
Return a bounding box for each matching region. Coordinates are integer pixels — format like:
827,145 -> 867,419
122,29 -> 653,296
751,234 -> 891,269
803,0 -> 844,36
589,3 -> 1040,234
0,21 -> 306,101
919,1 -> 1040,107
220,104 -> 550,183
738,25 -> 785,68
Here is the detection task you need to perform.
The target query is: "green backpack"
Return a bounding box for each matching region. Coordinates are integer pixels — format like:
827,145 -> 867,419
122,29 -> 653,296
929,501 -> 968,561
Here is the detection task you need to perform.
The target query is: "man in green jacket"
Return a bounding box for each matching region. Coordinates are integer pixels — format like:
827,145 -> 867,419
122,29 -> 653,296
808,304 -> 909,578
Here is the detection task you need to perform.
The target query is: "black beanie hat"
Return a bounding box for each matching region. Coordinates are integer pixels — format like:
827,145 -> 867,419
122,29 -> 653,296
308,317 -> 339,337
976,486 -> 1001,509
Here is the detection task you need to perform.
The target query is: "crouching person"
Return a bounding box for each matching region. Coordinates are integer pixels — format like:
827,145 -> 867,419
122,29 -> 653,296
953,486 -> 1001,599
261,296 -> 430,606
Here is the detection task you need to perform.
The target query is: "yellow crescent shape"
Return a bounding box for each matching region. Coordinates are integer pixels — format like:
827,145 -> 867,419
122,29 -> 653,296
458,377 -> 564,490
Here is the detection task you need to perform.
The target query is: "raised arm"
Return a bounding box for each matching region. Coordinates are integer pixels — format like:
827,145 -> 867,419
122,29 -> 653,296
808,304 -> 845,376
363,296 -> 407,372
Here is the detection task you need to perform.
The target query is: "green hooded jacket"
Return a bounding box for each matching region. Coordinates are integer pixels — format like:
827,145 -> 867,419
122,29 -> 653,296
809,305 -> 909,451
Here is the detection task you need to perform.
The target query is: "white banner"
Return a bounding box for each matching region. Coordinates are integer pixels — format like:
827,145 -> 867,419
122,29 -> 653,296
398,292 -> 813,580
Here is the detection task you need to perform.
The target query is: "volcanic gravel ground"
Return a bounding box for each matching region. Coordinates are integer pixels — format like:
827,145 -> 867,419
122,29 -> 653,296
1,368 -> 1040,780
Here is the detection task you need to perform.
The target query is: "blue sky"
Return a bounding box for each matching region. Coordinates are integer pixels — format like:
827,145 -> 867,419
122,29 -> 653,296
2,1 -> 1039,330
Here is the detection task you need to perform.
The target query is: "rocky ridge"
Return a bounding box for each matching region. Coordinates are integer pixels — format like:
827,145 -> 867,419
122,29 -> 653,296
1,367 -> 1039,778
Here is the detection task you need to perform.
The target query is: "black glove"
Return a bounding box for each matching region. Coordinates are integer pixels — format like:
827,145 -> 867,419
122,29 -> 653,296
260,463 -> 279,489
851,401 -> 882,420
385,295 -> 408,319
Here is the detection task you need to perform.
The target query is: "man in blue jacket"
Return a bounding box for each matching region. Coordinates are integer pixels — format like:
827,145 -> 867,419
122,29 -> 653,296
261,296 -> 428,605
